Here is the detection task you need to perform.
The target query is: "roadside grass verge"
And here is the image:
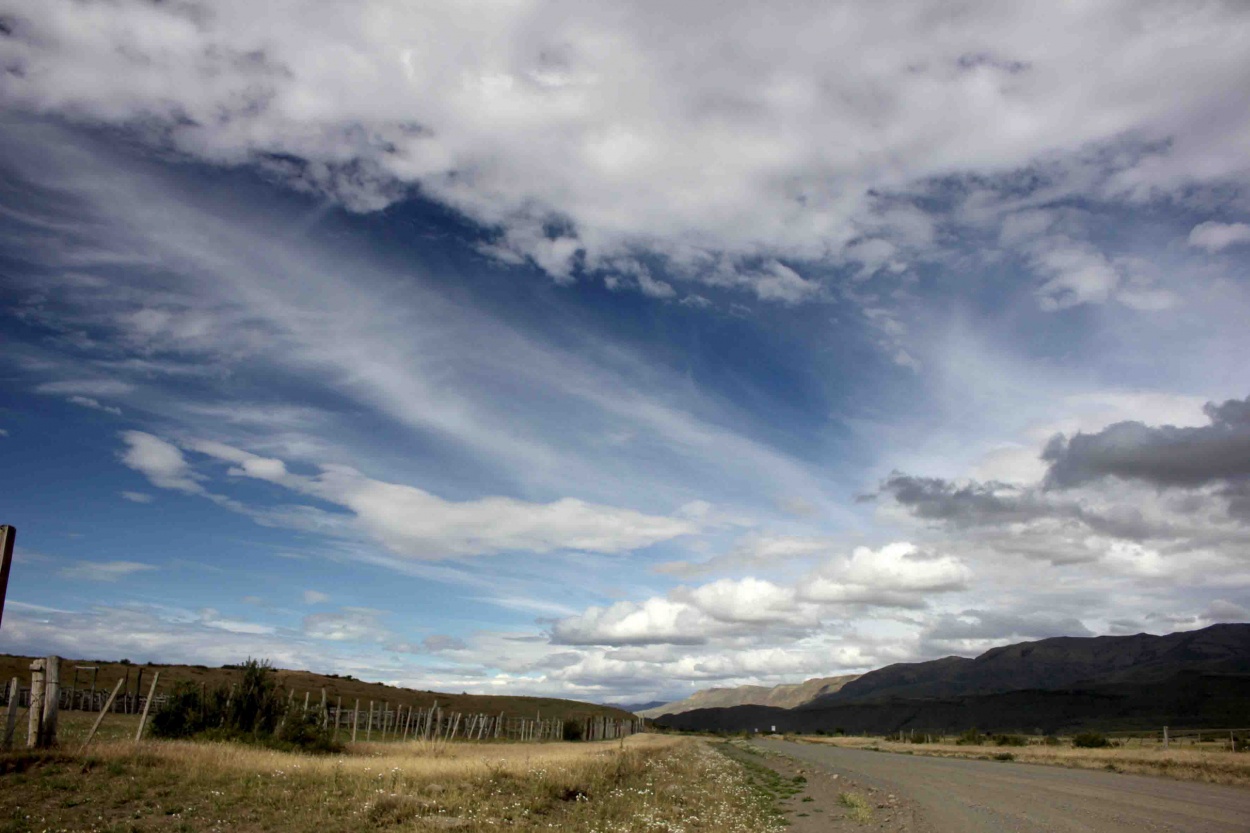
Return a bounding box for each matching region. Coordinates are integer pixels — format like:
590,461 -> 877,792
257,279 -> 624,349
0,734 -> 784,832
713,740 -> 804,829
837,791 -> 873,823
799,735 -> 1250,786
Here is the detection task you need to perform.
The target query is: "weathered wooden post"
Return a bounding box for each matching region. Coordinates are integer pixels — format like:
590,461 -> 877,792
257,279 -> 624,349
0,525 -> 15,630
80,678 -> 127,751
41,656 -> 60,746
3,677 -> 20,750
135,672 -> 160,743
366,700 -> 374,741
27,658 -> 45,748
351,698 -> 359,743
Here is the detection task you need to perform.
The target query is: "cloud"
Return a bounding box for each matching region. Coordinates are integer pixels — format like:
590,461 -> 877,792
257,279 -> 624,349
550,598 -> 716,646
58,560 -> 157,582
1189,221 -> 1250,253
119,431 -> 205,494
302,608 -> 391,642
1042,394 -> 1250,489
655,533 -> 832,578
6,0 -> 1250,300
120,491 -> 153,503
66,395 -> 122,415
800,542 -> 970,608
922,609 -> 1093,654
302,589 -> 330,605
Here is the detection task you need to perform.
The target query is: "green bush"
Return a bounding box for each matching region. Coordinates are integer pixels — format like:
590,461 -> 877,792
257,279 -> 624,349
563,720 -> 584,741
992,734 -> 1027,747
1042,735 -> 1062,746
1072,732 -> 1111,748
150,658 -> 340,753
955,728 -> 985,746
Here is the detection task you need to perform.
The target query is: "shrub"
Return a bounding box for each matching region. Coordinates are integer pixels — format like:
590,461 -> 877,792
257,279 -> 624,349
563,720 -> 584,742
1043,735 -> 1062,746
992,734 -> 1027,747
150,657 -> 340,753
1073,732 -> 1111,748
955,729 -> 985,746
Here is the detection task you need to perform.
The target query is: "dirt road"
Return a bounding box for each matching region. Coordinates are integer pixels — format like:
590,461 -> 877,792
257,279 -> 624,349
758,738 -> 1250,832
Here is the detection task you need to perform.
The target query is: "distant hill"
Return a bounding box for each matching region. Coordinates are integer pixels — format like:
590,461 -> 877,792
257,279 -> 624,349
655,624 -> 1250,735
815,623 -> 1250,704
614,700 -> 667,714
639,674 -> 860,718
0,654 -> 635,723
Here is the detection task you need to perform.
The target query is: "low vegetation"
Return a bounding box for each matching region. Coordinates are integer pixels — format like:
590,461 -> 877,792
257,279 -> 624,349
836,791 -> 872,824
0,731 -> 788,832
150,659 -> 342,753
800,734 -> 1250,786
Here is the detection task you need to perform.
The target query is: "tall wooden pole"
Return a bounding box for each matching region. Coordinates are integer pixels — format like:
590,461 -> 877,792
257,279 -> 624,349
0,526 -> 15,630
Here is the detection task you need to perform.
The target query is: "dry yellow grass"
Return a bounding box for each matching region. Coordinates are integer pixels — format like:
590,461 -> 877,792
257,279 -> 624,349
1,733 -> 785,832
797,735 -> 1250,786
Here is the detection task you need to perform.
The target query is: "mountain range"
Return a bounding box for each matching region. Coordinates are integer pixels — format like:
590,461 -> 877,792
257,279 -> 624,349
637,674 -> 860,718
653,624 -> 1250,734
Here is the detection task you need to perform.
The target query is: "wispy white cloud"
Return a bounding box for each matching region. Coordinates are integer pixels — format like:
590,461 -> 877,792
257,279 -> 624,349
59,560 -> 157,582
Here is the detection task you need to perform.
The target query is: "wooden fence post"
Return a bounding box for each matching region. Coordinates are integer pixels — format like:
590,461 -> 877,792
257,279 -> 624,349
135,671 -> 160,743
351,699 -> 359,743
366,701 -> 374,741
27,659 -> 45,748
3,677 -> 20,750
80,678 -> 127,751
44,659 -> 64,742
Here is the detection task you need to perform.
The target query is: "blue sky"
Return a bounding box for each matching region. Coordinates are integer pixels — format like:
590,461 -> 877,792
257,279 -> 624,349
2,1 -> 1250,703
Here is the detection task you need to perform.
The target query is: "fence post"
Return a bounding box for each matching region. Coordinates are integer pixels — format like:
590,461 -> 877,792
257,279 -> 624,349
3,677 -> 20,750
27,659 -> 45,748
80,678 -> 127,751
135,671 -> 160,743
1163,726 -> 1169,750
351,699 -> 359,743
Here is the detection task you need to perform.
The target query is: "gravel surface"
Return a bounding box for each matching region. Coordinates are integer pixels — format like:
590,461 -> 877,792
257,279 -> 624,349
758,738 -> 1250,832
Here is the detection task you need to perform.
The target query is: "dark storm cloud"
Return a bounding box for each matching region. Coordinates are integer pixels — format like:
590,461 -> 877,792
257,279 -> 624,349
1042,394 -> 1250,489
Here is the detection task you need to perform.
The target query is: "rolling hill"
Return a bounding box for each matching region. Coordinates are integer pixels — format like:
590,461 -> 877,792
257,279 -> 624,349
638,674 -> 860,718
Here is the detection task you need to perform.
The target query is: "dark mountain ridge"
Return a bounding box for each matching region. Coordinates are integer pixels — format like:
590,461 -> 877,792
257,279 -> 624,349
655,624 -> 1250,735
812,623 -> 1250,705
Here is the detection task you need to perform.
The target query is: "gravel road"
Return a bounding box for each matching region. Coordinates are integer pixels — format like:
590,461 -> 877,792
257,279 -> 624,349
758,738 -> 1250,833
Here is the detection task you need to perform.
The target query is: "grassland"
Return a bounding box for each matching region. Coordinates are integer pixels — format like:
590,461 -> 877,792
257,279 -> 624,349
0,732 -> 786,833
797,734 -> 1250,786
0,654 -> 633,724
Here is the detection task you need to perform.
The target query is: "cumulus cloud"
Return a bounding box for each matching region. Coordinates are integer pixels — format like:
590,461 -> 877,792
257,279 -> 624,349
1042,394 -> 1250,489
551,597 -> 716,646
6,0 -> 1250,300
1188,221 -> 1250,253
800,542 -> 970,608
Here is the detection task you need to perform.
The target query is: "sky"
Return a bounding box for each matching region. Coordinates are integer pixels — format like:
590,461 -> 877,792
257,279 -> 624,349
1,0 -> 1249,705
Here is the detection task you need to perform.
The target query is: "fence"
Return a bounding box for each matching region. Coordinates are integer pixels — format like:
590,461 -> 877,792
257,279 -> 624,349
1,657 -> 645,749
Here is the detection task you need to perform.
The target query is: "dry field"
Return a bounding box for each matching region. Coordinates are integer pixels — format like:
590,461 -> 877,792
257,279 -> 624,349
0,733 -> 785,833
796,734 -> 1250,786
